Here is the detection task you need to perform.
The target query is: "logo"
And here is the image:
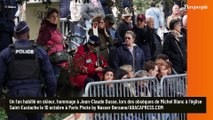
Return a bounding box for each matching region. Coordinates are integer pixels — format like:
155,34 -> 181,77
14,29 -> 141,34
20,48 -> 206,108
15,49 -> 34,54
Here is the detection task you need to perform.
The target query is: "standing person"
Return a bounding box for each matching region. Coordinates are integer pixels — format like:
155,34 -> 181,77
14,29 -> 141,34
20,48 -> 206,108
0,0 -> 17,52
112,30 -> 145,72
146,1 -> 163,31
166,4 -> 180,29
69,35 -> 108,92
162,18 -> 186,73
60,0 -> 71,18
133,13 -> 146,45
104,14 -> 120,63
121,0 -> 132,8
133,13 -> 151,61
181,15 -> 187,48
104,14 -> 116,40
100,0 -> 113,14
116,9 -> 133,45
179,7 -> 187,19
0,21 -> 56,120
36,8 -> 67,79
81,0 -> 105,30
173,0 -> 185,8
88,14 -> 114,63
69,0 -> 85,36
145,16 -> 162,60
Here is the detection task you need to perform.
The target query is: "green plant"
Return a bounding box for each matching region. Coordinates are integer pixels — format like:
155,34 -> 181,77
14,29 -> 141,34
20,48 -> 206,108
0,107 -> 7,120
43,113 -> 71,120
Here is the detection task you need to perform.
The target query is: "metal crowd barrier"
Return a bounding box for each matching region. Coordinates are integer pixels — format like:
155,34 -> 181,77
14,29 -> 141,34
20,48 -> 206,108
160,74 -> 187,120
60,18 -> 70,36
84,74 -> 187,120
84,77 -> 160,120
160,74 -> 187,97
85,77 -> 159,97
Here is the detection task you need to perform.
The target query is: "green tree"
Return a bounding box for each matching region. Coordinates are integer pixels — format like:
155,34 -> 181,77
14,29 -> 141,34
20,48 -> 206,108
133,0 -> 163,14
133,0 -> 150,14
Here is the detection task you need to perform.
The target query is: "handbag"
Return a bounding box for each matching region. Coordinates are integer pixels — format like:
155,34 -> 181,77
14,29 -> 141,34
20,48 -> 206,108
49,50 -> 68,64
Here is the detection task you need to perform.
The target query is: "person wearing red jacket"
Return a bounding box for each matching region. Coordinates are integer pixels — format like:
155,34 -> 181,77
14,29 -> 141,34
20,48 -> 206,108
36,8 -> 67,80
69,35 -> 108,92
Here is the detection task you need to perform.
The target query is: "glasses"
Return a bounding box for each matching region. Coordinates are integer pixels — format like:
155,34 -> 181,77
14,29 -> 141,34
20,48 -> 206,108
125,37 -> 131,40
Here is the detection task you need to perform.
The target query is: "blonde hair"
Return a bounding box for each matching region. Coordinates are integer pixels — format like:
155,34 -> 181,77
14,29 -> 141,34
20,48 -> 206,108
125,30 -> 136,40
120,64 -> 133,73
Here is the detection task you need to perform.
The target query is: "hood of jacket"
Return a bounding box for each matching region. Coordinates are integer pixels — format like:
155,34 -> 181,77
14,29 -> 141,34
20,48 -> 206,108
40,20 -> 57,32
36,20 -> 58,45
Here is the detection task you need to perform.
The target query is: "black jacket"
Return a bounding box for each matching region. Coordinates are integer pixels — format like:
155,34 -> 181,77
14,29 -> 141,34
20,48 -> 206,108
116,20 -> 133,44
145,27 -> 162,60
133,26 -> 151,61
162,32 -> 186,73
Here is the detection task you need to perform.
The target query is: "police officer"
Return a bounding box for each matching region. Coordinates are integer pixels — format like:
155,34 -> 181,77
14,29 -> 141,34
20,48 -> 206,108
0,0 -> 18,52
0,21 -> 57,120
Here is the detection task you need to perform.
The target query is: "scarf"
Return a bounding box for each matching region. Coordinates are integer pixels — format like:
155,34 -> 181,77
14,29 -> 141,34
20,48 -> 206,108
170,30 -> 183,41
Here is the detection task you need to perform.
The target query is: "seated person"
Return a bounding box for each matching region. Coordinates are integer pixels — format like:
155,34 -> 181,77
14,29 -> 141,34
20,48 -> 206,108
68,35 -> 108,93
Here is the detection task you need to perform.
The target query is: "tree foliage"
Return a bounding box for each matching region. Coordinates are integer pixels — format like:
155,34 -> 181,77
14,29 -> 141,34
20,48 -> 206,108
133,0 -> 150,14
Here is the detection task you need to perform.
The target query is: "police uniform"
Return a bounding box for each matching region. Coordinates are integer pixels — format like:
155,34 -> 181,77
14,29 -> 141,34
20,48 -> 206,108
0,0 -> 17,52
0,21 -> 57,120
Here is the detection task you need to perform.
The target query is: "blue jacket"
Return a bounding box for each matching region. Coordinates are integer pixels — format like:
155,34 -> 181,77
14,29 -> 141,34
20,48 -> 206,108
112,44 -> 145,72
0,40 -> 57,97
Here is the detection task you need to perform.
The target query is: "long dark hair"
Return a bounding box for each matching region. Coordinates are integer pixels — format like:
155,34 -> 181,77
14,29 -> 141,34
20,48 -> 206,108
44,7 -> 59,19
